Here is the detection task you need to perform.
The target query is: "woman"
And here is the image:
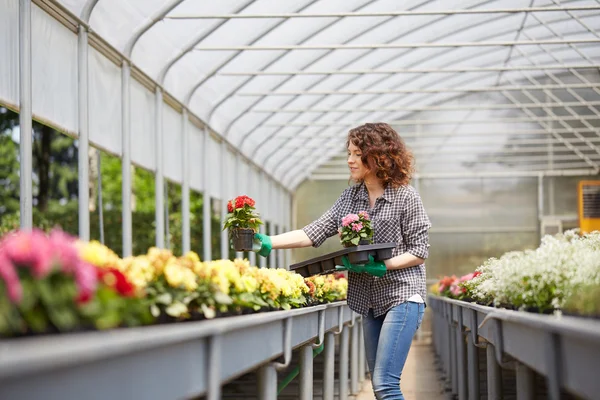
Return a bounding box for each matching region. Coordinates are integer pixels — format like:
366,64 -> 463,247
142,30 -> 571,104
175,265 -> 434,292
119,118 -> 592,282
252,122 -> 431,399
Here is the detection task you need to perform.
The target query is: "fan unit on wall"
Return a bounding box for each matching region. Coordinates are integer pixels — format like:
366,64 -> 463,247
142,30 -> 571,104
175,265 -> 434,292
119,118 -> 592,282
578,180 -> 600,234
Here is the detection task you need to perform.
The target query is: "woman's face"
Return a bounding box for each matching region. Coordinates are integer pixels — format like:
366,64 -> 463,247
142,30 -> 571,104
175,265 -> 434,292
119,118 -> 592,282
347,142 -> 369,181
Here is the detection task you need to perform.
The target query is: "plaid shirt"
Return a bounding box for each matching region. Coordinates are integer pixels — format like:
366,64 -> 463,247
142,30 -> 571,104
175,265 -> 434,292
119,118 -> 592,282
303,183 -> 431,318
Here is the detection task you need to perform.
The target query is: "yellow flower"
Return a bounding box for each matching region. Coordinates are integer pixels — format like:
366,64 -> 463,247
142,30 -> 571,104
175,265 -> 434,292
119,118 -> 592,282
77,240 -> 121,268
241,275 -> 258,293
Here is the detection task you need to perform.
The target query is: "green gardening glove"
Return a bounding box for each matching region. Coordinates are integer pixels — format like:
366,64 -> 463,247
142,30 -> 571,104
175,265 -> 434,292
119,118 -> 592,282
252,233 -> 272,257
336,255 -> 387,277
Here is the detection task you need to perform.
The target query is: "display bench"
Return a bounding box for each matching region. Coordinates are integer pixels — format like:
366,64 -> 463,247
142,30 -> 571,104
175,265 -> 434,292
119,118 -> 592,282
0,302 -> 363,400
429,295 -> 600,400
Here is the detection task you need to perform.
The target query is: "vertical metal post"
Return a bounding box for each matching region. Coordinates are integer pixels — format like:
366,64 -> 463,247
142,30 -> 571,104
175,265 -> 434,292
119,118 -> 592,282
486,344 -> 502,400
220,141 -> 229,260
358,318 -> 365,382
164,181 -> 170,249
537,173 -> 544,225
247,165 -> 256,266
121,61 -> 132,257
234,153 -> 244,259
323,331 -> 335,400
545,333 -> 561,400
270,224 -> 277,267
450,312 -> 458,395
457,311 -> 468,400
339,325 -> 350,400
77,25 -> 90,240
154,88 -> 164,248
516,362 -> 535,400
466,334 -> 480,400
202,128 -> 212,261
299,344 -> 313,400
444,304 -> 452,390
259,173 -> 267,269
19,0 -> 32,230
181,109 -> 190,253
257,364 -> 277,400
97,154 -> 105,244
207,335 -> 221,400
350,321 -> 359,394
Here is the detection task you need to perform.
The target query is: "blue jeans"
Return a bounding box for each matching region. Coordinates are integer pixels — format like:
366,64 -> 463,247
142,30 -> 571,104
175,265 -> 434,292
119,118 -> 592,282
363,302 -> 425,400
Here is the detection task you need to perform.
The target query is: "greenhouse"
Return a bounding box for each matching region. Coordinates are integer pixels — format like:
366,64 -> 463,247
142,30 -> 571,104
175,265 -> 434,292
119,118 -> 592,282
0,0 -> 599,399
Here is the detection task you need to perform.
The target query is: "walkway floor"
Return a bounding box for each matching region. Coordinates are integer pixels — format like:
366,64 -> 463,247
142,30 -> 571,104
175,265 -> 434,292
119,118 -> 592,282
354,341 -> 446,400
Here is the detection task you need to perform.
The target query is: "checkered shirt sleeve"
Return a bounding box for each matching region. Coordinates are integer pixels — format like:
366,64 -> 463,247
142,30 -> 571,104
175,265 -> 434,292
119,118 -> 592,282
302,189 -> 349,247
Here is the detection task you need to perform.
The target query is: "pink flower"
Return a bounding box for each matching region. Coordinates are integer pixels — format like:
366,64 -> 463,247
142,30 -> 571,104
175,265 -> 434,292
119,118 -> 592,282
49,229 -> 80,273
341,214 -> 359,227
460,272 -> 475,282
2,230 -> 54,278
352,222 -> 363,232
358,211 -> 369,220
450,285 -> 464,297
0,253 -> 22,303
74,261 -> 98,303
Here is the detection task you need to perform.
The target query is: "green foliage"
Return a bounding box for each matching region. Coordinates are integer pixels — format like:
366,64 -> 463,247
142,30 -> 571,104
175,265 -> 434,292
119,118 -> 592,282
223,204 -> 263,232
563,284 -> 600,317
0,270 -> 81,336
0,106 -> 224,260
340,212 -> 373,247
0,133 -> 20,216
79,286 -> 153,330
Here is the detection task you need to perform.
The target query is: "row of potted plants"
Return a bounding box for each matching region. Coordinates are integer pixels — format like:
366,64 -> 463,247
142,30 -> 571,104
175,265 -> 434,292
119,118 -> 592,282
431,230 -> 600,317
0,229 -> 348,337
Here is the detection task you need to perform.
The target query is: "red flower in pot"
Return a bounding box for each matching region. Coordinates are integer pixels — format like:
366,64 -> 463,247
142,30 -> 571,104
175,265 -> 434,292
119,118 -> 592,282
223,195 -> 263,251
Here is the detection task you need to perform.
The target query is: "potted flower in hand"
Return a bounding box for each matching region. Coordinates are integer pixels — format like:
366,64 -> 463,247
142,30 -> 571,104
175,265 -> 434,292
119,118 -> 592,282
340,211 -> 373,247
223,195 -> 263,251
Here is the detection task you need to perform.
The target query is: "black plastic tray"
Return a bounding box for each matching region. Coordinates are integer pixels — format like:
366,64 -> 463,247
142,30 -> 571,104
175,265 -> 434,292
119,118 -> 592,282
289,243 -> 396,278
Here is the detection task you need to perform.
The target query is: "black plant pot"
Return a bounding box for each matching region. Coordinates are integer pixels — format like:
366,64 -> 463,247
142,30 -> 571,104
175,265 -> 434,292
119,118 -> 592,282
343,238 -> 371,248
231,228 -> 255,251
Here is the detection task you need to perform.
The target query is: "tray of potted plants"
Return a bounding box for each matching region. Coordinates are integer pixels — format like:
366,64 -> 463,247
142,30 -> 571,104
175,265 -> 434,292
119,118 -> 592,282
290,211 -> 395,278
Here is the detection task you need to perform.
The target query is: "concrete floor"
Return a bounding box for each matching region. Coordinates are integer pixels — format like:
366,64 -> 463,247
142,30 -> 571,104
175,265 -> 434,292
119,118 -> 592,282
354,341 -> 446,400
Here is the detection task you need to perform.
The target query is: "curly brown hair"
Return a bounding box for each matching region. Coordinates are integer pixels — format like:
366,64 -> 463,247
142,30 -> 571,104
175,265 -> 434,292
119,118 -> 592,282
346,122 -> 414,187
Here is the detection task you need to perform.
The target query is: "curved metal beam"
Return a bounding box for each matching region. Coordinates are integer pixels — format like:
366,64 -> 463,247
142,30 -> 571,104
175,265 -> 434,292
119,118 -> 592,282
250,11 -> 594,169
237,0 -> 444,155
274,13 -> 592,183
157,0 -> 255,86
123,0 -> 185,58
264,8 -> 514,177
247,43 -> 596,169
229,0 -> 401,149
165,5 -> 600,19
218,63 -> 600,76
192,38 -> 600,51
191,0 -> 322,115
80,0 -> 99,23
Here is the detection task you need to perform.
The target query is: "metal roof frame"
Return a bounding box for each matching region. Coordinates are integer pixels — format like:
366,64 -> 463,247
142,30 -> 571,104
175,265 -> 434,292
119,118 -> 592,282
68,0 -> 600,189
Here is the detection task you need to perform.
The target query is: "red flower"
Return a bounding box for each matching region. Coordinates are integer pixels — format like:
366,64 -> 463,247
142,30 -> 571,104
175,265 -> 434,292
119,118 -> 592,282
227,200 -> 234,213
305,280 -> 316,296
232,195 -> 256,210
97,267 -> 136,297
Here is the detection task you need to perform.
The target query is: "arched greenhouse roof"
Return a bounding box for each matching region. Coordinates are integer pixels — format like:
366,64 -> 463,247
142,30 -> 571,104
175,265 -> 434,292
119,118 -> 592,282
4,0 -> 600,191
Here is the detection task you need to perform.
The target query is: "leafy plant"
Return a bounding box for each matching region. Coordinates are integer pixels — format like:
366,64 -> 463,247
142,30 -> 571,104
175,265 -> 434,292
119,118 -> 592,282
223,195 -> 263,233
339,211 -> 373,247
